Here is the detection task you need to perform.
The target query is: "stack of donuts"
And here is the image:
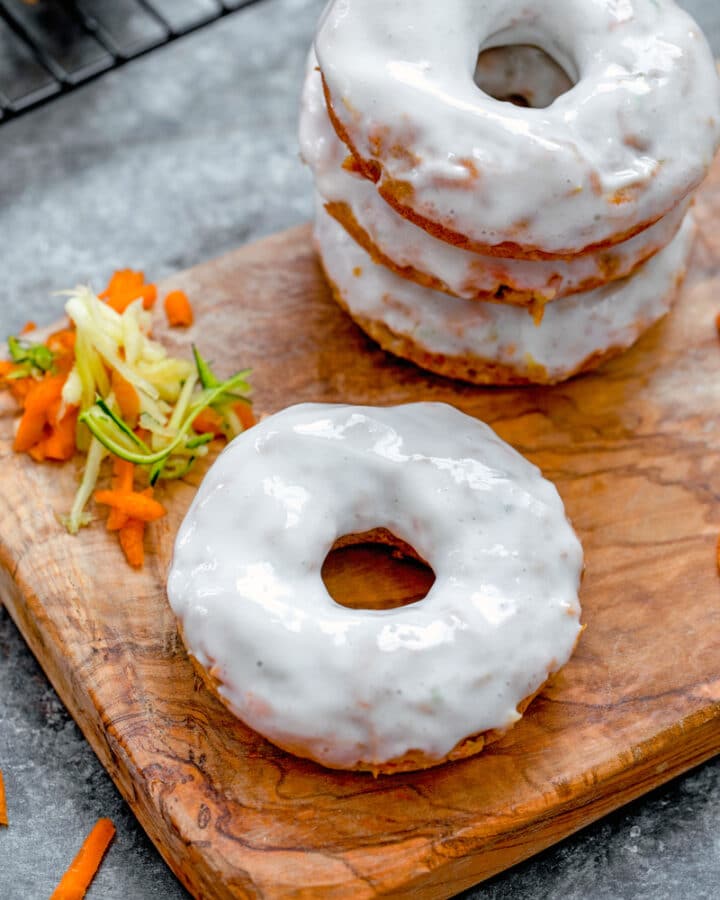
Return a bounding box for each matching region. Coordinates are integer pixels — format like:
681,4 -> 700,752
300,0 -> 720,385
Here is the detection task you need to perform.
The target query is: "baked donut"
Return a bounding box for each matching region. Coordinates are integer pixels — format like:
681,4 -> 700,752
314,201 -> 695,385
168,403 -> 584,773
315,0 -> 720,257
300,54 -> 691,310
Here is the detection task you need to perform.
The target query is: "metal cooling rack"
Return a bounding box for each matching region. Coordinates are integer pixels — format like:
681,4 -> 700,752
0,0 -> 262,122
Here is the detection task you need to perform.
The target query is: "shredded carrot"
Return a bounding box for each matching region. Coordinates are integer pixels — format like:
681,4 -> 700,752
111,457 -> 135,493
8,376 -> 33,405
20,321 -> 36,334
106,458 -> 134,531
119,517 -> 145,568
28,441 -> 47,463
142,284 -> 158,310
0,769 -> 7,826
50,818 -> 115,900
115,485 -> 153,562
107,509 -> 128,532
13,375 -> 66,453
46,329 -> 76,356
47,330 -> 77,375
44,406 -> 79,462
164,290 -> 194,328
99,269 -> 157,313
193,407 -> 225,437
233,401 -> 255,431
111,369 -> 140,424
0,360 -> 15,378
94,489 -> 167,522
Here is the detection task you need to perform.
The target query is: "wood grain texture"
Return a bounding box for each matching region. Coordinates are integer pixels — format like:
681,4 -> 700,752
2,154 -> 720,898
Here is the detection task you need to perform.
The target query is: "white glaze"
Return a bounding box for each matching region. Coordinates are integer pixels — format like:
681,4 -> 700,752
167,402 -> 583,769
315,0 -> 720,253
315,201 -> 695,380
299,54 -> 691,303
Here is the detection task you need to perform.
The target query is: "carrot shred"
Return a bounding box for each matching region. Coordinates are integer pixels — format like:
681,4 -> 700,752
50,818 -> 115,900
9,378 -> 33,405
106,510 -> 129,532
106,458 -> 134,531
13,375 -> 66,453
28,441 -> 48,463
141,284 -> 158,310
111,369 -> 140,424
44,407 -> 79,462
193,407 -> 225,437
0,360 -> 15,378
111,457 -> 135,493
46,329 -> 76,356
233,401 -> 255,431
20,321 -> 37,334
0,769 -> 8,826
47,330 -> 77,375
94,489 -> 166,522
119,518 -> 145,568
164,290 -> 194,328
99,270 -> 157,313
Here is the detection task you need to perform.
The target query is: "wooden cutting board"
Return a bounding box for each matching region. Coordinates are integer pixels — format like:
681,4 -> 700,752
2,155 -> 720,900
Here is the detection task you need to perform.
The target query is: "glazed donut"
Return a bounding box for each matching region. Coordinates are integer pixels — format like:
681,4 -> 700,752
299,54 -> 691,309
314,201 -> 695,385
167,403 -> 584,773
315,0 -> 720,257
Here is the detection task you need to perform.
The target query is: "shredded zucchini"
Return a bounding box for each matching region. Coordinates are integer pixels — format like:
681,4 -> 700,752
50,285 -> 252,532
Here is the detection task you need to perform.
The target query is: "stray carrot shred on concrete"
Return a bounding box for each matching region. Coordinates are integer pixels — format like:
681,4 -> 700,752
50,818 -> 115,900
20,321 -> 36,334
0,769 -> 8,826
164,290 -> 194,328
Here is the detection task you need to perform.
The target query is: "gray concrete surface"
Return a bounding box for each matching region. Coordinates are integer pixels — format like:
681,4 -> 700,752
0,0 -> 718,897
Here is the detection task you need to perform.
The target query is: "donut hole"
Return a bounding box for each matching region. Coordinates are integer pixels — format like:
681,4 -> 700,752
473,44 -> 575,109
322,528 -> 435,610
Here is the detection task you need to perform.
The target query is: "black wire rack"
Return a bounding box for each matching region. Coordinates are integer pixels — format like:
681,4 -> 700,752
0,0 -> 263,123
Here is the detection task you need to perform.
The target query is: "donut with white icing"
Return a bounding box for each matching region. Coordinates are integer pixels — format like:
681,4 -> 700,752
314,201 -> 695,385
299,54 -> 691,309
315,0 -> 720,258
168,402 -> 584,773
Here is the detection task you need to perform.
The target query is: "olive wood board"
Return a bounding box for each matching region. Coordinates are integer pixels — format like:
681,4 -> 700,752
3,157 -> 720,899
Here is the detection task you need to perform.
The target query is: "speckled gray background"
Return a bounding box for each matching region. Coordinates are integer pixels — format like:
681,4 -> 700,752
0,1 -> 718,897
